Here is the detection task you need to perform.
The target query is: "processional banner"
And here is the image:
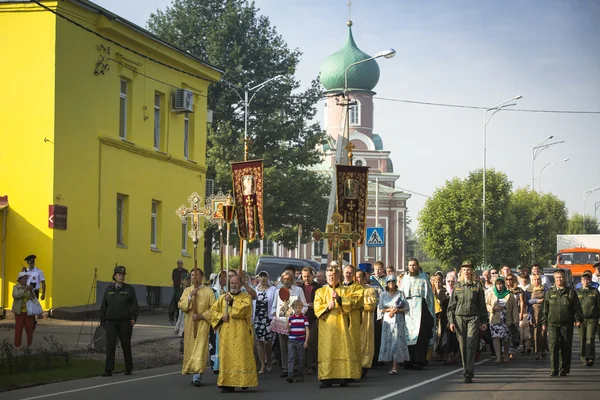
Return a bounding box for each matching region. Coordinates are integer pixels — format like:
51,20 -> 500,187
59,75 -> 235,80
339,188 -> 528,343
231,160 -> 265,241
336,165 -> 369,245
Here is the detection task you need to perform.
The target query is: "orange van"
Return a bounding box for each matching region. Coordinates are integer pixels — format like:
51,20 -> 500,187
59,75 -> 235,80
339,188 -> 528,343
556,247 -> 600,277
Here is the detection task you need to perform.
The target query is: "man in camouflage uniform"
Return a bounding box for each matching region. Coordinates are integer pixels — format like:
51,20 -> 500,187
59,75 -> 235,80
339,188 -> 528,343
540,269 -> 583,376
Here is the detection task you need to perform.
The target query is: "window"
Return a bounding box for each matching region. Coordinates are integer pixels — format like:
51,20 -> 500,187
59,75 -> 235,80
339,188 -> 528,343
116,194 -> 128,246
349,102 -> 359,125
151,200 -> 159,248
183,113 -> 189,159
154,92 -> 161,150
313,239 -> 325,256
264,239 -> 274,255
181,220 -> 188,253
119,79 -> 128,139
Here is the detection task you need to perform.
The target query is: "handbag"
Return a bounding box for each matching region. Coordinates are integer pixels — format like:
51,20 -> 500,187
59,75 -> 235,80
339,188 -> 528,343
26,298 -> 43,316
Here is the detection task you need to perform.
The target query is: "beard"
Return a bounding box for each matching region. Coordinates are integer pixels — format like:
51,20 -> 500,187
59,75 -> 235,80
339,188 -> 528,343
230,288 -> 241,295
409,270 -> 419,276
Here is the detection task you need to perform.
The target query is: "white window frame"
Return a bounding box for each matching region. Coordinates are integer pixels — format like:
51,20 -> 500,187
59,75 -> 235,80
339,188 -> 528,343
154,92 -> 161,150
151,200 -> 158,248
116,194 -> 125,246
313,239 -> 325,256
349,99 -> 361,126
119,79 -> 128,139
181,220 -> 188,253
183,113 -> 190,159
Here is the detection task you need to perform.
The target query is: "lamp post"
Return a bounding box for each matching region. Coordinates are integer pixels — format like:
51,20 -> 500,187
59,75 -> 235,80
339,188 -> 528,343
326,48 -> 396,265
482,95 -> 522,265
595,201 -> 600,220
583,185 -> 600,233
223,75 -> 283,271
537,158 -> 569,192
532,136 -> 565,191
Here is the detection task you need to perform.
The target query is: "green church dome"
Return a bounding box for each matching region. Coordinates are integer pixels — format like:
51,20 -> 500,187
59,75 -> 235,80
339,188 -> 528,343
320,22 -> 380,93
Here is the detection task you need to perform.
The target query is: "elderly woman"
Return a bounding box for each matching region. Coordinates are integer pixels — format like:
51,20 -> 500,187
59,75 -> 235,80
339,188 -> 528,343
527,274 -> 547,360
486,277 -> 518,363
13,271 -> 36,348
253,271 -> 277,373
378,275 -> 410,374
440,272 -> 459,364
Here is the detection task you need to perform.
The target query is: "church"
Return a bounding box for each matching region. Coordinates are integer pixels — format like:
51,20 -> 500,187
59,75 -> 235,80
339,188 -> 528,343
267,18 -> 410,270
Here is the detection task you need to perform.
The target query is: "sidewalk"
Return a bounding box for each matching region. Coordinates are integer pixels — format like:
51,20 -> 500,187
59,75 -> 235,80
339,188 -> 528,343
0,311 -> 174,350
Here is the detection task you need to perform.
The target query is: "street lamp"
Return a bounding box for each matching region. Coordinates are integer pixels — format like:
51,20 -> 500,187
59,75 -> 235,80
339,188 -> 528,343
482,95 -> 522,265
595,201 -> 600,220
537,158 -> 569,191
532,135 -> 565,190
326,48 -> 396,265
222,75 -> 283,271
583,185 -> 600,233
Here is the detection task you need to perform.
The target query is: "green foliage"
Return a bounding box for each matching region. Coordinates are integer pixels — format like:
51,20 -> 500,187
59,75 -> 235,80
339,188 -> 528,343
417,169 -> 512,268
418,169 -> 569,269
148,0 -> 328,249
566,213 -> 600,234
209,252 -> 260,275
0,335 -> 70,376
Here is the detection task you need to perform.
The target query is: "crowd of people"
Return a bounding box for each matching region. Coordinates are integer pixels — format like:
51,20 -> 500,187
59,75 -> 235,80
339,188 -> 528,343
94,257 -> 600,391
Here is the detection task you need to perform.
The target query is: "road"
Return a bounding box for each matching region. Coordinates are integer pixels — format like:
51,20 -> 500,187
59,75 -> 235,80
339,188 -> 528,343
3,346 -> 598,400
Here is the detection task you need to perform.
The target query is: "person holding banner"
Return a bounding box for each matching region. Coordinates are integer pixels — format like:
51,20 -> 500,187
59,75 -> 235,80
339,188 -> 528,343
271,271 -> 307,378
211,275 -> 258,392
178,268 -> 215,387
314,265 -> 361,388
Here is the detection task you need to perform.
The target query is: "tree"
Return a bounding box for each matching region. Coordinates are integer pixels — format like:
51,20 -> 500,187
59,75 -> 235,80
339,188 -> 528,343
147,1 -> 328,256
417,169 -> 512,268
504,188 -> 568,267
566,213 -> 600,234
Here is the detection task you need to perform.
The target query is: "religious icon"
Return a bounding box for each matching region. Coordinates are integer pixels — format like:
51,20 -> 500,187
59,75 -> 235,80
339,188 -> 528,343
344,178 -> 359,199
242,175 -> 255,195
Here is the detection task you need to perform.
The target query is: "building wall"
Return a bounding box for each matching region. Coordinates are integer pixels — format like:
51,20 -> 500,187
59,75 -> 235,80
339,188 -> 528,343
0,1 -> 220,309
0,3 -> 57,309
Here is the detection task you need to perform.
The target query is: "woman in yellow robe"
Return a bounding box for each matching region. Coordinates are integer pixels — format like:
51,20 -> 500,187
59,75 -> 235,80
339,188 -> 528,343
178,268 -> 215,386
211,275 -> 258,393
314,266 -> 362,388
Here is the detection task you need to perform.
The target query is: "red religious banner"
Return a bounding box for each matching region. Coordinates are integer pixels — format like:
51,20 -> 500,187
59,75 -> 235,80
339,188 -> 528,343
231,160 -> 265,241
336,165 -> 369,245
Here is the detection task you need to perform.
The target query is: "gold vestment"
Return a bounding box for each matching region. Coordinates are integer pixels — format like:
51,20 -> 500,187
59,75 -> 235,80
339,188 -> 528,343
360,286 -> 377,368
178,285 -> 215,374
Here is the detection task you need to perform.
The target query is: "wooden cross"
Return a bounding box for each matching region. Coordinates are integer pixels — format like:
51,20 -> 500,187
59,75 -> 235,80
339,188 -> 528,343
313,211 -> 360,265
175,192 -> 213,245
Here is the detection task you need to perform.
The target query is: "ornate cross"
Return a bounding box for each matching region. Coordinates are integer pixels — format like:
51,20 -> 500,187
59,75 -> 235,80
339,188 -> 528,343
313,211 -> 360,265
176,192 -> 213,245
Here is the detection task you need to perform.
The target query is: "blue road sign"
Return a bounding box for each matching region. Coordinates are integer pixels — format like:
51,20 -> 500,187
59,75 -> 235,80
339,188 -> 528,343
366,227 -> 385,247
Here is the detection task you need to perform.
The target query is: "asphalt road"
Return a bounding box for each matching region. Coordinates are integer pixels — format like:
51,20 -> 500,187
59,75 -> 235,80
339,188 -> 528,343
4,345 -> 599,400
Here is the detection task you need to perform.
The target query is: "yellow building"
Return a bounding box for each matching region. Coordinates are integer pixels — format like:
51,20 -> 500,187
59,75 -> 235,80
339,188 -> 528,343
0,0 -> 222,312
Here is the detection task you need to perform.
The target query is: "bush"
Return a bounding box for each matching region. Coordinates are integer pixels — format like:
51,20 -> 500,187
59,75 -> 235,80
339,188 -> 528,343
0,335 -> 70,375
210,252 -> 259,276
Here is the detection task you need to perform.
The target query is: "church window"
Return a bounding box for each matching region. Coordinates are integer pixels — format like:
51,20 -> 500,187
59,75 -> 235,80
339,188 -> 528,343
349,102 -> 360,126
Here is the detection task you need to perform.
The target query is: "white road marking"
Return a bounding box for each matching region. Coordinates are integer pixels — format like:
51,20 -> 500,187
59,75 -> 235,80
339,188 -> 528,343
369,358 -> 491,400
19,370 -> 180,400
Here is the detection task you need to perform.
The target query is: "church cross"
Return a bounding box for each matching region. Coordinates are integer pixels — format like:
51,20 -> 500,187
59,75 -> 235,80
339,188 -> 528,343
313,211 -> 360,265
176,192 -> 213,245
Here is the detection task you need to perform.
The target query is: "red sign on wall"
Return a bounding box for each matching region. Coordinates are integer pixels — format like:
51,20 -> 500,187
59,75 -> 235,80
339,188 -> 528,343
49,205 -> 68,230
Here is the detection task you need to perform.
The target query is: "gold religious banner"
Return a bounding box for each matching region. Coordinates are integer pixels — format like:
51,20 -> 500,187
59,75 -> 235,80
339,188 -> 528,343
231,160 -> 265,241
313,212 -> 360,265
336,164 -> 369,245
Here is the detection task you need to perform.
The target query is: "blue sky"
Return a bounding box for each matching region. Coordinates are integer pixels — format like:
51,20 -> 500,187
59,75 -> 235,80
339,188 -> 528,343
94,0 -> 600,232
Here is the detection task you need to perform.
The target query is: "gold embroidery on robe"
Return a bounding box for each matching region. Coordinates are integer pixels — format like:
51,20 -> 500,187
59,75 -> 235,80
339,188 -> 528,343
361,286 -> 377,368
178,285 -> 215,374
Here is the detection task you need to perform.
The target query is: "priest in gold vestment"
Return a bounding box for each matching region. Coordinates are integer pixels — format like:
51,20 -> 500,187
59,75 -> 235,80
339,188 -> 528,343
178,268 -> 215,386
342,265 -> 364,361
211,275 -> 258,393
356,269 -> 377,375
314,266 -> 362,388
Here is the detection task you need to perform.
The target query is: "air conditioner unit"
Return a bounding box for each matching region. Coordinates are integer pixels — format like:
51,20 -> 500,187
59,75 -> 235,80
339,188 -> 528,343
172,89 -> 194,113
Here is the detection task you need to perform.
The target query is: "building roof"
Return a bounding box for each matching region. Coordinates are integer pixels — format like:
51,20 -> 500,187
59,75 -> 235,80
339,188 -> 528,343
372,133 -> 384,150
319,21 -> 380,93
4,0 -> 224,75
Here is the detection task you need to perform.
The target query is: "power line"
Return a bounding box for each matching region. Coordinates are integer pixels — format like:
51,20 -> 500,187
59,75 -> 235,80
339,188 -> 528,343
374,96 -> 600,114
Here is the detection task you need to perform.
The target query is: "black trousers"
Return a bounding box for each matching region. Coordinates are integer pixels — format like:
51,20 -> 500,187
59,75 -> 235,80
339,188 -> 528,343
105,319 -> 133,372
548,324 -> 573,375
408,301 -> 434,366
373,318 -> 382,365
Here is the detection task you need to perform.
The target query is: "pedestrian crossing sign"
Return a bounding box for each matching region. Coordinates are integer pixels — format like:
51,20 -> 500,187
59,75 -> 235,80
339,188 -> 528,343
366,227 -> 384,247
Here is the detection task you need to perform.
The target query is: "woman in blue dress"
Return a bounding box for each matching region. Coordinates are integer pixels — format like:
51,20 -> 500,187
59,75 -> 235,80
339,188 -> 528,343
378,275 -> 410,374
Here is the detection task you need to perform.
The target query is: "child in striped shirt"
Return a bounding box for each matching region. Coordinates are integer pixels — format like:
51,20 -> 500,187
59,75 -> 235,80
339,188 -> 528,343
287,300 -> 310,382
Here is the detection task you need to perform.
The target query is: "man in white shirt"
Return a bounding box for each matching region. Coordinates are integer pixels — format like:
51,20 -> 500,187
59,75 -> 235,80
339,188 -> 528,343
531,263 -> 551,290
24,255 -> 46,301
271,270 -> 307,378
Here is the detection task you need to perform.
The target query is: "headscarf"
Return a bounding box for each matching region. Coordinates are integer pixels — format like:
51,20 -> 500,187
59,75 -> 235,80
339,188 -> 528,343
493,277 -> 511,299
